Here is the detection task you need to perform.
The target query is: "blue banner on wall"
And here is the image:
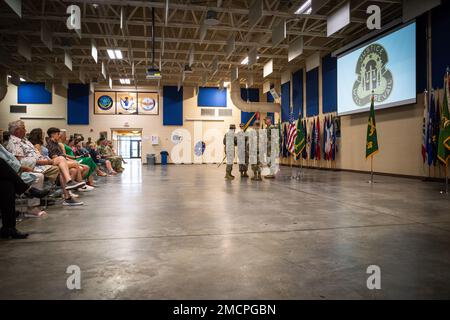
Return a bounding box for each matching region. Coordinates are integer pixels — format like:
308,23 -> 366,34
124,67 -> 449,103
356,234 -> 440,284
281,82 -> 290,122
67,83 -> 89,125
322,55 -> 337,114
18,82 -> 52,104
163,86 -> 183,126
306,68 -> 319,117
198,87 -> 227,107
292,69 -> 303,119
240,88 -> 259,125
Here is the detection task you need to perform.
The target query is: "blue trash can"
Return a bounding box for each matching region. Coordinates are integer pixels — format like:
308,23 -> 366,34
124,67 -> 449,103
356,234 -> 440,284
160,151 -> 169,165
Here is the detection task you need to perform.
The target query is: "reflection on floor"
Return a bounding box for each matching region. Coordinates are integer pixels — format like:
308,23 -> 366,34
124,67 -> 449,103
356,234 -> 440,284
0,163 -> 450,299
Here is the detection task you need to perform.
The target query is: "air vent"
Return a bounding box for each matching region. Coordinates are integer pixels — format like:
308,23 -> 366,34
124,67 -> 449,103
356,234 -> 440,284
218,109 -> 232,117
10,105 -> 27,113
201,108 -> 216,116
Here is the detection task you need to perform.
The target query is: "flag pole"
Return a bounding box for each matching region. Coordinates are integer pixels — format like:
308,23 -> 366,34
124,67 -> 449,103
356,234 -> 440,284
299,154 -> 303,180
446,69 -> 449,194
441,68 -> 450,194
370,155 -> 374,184
445,165 -> 449,194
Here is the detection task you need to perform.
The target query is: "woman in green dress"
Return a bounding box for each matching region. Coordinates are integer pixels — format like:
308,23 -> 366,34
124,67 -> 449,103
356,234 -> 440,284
59,133 -> 96,187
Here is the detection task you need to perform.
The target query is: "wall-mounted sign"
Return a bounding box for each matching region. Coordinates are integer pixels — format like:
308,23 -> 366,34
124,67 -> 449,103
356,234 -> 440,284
117,91 -> 137,115
94,91 -> 159,115
94,91 -> 116,114
138,92 -> 159,115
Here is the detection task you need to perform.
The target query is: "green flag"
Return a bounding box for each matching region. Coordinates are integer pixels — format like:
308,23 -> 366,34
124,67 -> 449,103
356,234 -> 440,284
366,95 -> 379,158
294,117 -> 306,158
437,76 -> 450,166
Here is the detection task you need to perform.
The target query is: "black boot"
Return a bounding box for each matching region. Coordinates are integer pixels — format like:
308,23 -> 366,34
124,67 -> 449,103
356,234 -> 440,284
0,228 -> 29,239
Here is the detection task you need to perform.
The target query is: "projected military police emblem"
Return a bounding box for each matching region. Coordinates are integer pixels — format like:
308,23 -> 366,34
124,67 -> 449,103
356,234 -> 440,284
352,43 -> 393,107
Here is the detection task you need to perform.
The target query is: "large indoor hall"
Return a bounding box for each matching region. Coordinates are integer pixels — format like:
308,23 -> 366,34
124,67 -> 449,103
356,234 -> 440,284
0,0 -> 450,306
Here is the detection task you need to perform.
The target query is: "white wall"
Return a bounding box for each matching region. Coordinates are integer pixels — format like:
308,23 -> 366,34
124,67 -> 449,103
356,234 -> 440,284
0,84 -> 245,164
1,81 -> 444,178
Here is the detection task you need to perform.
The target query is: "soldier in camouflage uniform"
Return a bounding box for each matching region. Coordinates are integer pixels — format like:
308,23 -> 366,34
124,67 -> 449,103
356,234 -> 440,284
264,116 -> 276,179
238,123 -> 249,178
251,120 -> 262,181
223,124 -> 237,180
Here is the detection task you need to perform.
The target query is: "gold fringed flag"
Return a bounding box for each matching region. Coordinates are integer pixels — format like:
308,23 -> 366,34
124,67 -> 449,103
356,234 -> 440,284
366,95 -> 379,158
294,117 -> 306,159
437,75 -> 450,166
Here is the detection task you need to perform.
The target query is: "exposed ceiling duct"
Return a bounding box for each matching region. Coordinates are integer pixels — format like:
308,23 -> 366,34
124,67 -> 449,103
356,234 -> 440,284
230,80 -> 280,113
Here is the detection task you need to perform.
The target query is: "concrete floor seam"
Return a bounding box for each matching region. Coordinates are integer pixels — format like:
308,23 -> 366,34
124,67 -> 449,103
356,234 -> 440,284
0,222 -> 422,247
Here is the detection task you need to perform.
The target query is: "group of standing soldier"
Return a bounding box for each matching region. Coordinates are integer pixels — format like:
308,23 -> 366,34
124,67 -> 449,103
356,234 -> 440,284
223,116 -> 277,181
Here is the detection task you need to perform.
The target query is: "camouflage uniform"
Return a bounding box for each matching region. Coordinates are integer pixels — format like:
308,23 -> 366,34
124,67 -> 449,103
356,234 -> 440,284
223,124 -> 237,180
251,121 -> 262,181
264,117 -> 276,179
238,123 -> 249,178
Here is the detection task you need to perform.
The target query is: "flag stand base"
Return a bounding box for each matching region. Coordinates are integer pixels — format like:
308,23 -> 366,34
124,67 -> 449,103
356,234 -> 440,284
440,174 -> 449,194
367,156 -> 375,184
291,160 -> 304,180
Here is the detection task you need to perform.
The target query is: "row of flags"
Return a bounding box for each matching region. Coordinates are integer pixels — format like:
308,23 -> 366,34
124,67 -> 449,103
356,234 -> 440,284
422,74 -> 450,167
279,113 -> 338,161
275,73 -> 450,169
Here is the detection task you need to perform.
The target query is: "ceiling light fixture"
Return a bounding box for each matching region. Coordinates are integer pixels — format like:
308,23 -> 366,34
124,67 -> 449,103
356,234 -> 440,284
107,49 -> 123,59
119,78 -> 131,85
114,50 -> 123,59
295,0 -> 312,15
20,77 -> 26,82
240,55 -> 260,65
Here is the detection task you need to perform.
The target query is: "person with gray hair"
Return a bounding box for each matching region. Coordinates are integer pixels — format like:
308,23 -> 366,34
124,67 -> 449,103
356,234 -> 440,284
7,120 -> 59,182
6,120 -> 54,215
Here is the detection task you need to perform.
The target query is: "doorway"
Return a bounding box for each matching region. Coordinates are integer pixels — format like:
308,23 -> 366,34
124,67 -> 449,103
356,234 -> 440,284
111,129 -> 142,159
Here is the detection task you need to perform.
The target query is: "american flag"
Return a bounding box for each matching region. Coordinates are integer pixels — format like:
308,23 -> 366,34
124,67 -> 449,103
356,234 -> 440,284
287,112 -> 297,154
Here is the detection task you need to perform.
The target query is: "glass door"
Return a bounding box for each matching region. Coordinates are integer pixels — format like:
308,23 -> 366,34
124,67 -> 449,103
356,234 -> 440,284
118,137 -> 131,158
130,140 -> 141,158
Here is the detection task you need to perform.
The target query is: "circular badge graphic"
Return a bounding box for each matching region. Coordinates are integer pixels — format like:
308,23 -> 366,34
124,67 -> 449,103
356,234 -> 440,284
142,97 -> 156,111
352,43 -> 393,106
194,141 -> 206,156
97,95 -> 113,110
120,97 -> 135,111
171,130 -> 184,144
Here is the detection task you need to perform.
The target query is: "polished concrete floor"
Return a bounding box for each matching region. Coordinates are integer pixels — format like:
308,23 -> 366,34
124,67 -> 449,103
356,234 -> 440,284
1,160 -> 450,299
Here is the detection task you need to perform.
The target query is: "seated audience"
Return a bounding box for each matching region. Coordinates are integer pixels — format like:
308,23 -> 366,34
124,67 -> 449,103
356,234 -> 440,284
58,130 -> 95,189
0,158 -> 50,239
29,128 -> 84,206
87,143 -> 117,175
74,137 -> 107,177
97,138 -> 124,172
6,121 -> 56,216
46,127 -> 87,201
